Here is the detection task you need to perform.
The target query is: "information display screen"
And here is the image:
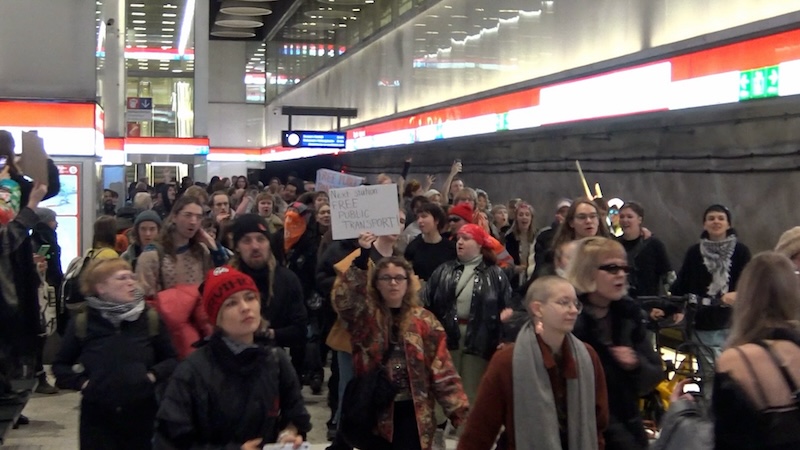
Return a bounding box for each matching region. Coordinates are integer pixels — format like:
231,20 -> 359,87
282,131 -> 346,149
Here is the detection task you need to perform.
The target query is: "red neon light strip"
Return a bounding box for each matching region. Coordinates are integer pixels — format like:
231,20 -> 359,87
671,28 -> 800,80
0,101 -> 96,128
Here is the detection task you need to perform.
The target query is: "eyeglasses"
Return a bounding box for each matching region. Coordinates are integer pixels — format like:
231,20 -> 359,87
377,275 -> 409,284
448,217 -> 464,223
551,298 -> 584,312
597,264 -> 632,275
574,213 -> 599,222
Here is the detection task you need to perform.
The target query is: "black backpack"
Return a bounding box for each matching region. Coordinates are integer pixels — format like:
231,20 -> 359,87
61,250 -> 96,312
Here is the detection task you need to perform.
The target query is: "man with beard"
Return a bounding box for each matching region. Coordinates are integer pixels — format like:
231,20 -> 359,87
228,214 -> 307,375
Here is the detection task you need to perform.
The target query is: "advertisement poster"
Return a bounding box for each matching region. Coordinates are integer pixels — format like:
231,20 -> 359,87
39,164 -> 80,270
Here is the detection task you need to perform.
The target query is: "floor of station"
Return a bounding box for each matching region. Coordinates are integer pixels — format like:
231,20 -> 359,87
2,370 -> 459,450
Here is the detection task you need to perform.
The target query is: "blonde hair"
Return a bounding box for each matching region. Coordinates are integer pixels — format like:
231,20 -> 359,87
566,236 -> 626,294
727,252 -> 800,348
79,258 -> 133,296
133,192 -> 152,210
526,275 -> 572,308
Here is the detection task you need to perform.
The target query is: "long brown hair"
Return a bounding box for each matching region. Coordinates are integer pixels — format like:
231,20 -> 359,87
368,256 -> 421,333
551,197 -> 610,252
727,252 -> 800,348
160,195 -> 206,259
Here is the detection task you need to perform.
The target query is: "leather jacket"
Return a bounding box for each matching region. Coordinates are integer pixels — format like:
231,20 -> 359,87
422,259 -> 512,360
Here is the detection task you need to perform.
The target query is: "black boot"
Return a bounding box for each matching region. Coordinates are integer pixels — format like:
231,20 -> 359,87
35,373 -> 59,395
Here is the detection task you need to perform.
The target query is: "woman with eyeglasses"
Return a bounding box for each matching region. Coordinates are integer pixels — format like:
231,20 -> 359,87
671,204 -> 751,356
568,237 -> 663,450
53,258 -> 177,450
534,198 -> 611,280
333,233 -> 469,450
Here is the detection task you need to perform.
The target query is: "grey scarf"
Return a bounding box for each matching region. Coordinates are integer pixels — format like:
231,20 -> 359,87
513,321 -> 598,450
222,335 -> 259,355
86,293 -> 145,327
700,234 -> 737,296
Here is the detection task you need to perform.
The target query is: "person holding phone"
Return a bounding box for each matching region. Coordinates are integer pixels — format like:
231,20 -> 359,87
31,207 -> 63,393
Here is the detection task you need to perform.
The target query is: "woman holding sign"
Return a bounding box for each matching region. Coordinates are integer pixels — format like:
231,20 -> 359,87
333,233 -> 468,450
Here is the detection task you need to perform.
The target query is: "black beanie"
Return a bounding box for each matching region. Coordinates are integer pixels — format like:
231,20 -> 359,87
232,214 -> 271,247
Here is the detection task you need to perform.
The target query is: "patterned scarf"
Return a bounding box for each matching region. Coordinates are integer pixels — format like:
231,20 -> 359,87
700,234 -> 737,296
86,291 -> 146,327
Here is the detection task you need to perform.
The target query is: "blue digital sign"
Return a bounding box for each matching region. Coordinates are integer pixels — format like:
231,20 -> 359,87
282,131 -> 346,149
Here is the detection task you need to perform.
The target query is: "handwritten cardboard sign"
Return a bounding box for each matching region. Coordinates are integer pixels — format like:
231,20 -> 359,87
20,131 -> 50,185
315,168 -> 364,192
330,184 -> 401,240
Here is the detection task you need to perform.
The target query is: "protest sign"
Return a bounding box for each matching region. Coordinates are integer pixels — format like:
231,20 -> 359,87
330,184 -> 401,240
316,168 -> 364,192
20,131 -> 49,185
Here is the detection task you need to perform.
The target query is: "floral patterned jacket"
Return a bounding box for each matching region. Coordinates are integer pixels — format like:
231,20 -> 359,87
333,265 -> 469,450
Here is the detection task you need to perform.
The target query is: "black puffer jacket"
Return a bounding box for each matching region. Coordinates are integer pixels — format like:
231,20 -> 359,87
52,304 -> 177,408
422,258 -> 512,360
155,332 -> 311,449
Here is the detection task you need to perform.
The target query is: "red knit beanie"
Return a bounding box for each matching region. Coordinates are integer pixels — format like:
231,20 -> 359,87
449,202 -> 474,222
202,266 -> 258,325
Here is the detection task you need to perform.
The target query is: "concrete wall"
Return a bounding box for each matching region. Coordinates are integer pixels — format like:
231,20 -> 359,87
207,41 -> 265,148
335,98 -> 800,266
0,0 -> 96,99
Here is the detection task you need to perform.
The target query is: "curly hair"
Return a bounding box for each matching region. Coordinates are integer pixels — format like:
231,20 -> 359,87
368,256 -> 421,332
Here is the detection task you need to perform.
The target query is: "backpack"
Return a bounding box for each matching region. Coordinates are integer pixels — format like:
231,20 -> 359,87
61,250 -> 97,312
74,307 -> 160,340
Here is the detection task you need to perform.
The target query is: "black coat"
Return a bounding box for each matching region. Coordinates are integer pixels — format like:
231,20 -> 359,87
315,239 -> 359,300
671,240 -> 751,330
422,259 -> 512,360
0,161 -> 60,344
573,296 -> 664,447
618,236 -> 672,297
52,305 -> 177,408
155,333 -> 311,449
237,263 -> 308,348
31,222 -> 63,294
0,208 -> 49,346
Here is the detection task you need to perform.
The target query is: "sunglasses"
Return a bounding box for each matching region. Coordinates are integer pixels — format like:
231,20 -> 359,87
448,217 -> 464,223
597,264 -> 632,275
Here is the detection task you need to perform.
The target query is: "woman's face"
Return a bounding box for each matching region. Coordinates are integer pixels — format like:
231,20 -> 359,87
236,177 -> 247,189
592,255 -> 629,303
315,194 -> 329,211
167,186 -> 176,201
376,264 -> 408,308
417,211 -> 437,234
516,208 -> 532,230
619,207 -> 642,236
703,210 -> 730,240
258,199 -> 273,216
570,203 -> 599,239
457,234 -> 482,261
477,195 -> 488,211
317,205 -> 331,227
493,209 -> 508,226
218,290 -> 262,339
95,270 -> 138,303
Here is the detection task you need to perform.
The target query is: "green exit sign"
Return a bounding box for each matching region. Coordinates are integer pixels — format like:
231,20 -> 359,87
739,66 -> 780,101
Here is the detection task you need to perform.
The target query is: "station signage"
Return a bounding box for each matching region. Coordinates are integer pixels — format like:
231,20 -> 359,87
282,130 -> 346,149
